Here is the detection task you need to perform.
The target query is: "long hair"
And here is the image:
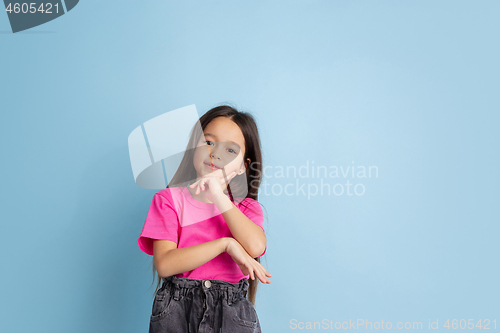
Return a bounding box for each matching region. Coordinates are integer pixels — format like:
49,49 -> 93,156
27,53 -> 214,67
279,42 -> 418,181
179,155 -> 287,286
149,104 -> 266,305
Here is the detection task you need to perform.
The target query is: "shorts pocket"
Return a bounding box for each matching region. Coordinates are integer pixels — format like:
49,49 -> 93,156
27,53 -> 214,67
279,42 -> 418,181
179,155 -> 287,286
150,289 -> 175,322
230,297 -> 259,329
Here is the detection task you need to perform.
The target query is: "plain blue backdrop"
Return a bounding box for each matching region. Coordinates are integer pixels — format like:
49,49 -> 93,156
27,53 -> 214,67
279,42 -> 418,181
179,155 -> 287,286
1,1 -> 498,332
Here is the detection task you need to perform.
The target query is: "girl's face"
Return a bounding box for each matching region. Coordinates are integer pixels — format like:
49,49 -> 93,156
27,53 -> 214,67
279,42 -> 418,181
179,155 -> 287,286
192,116 -> 250,181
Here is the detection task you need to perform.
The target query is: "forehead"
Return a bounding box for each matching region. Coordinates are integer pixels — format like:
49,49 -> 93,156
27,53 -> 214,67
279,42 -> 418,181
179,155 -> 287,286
204,117 -> 245,149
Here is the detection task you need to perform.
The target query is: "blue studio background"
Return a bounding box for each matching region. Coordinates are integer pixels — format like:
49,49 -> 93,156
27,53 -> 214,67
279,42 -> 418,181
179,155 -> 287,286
1,1 -> 499,332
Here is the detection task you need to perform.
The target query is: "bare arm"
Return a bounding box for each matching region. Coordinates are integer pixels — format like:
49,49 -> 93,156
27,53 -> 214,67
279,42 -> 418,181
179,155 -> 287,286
212,194 -> 266,258
153,237 -> 231,278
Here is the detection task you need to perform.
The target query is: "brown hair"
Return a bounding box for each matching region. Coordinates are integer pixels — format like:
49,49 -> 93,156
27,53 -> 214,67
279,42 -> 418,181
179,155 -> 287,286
148,104 -> 267,305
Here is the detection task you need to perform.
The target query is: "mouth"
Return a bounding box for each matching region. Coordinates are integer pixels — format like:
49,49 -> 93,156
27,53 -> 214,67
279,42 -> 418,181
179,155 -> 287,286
205,162 -> 221,170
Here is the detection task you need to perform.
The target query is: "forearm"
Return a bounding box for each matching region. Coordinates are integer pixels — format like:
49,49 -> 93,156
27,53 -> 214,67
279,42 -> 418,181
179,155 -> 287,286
213,194 -> 266,258
157,237 -> 230,278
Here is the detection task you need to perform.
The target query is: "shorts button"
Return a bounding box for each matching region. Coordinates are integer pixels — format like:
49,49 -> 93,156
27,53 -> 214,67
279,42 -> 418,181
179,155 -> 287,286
204,280 -> 211,288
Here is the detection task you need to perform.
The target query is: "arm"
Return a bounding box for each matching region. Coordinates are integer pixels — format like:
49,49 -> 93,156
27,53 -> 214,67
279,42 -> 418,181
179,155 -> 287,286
154,237 -> 231,278
212,194 -> 266,258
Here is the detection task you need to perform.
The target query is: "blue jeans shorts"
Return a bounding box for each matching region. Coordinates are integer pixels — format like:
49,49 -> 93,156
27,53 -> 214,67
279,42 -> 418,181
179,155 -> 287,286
149,275 -> 262,333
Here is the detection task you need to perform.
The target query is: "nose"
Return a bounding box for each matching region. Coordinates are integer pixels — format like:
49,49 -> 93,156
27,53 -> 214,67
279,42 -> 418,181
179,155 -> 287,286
208,144 -> 220,160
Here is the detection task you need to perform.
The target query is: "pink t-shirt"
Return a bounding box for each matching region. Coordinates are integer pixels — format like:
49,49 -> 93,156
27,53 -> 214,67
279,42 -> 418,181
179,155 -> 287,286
137,186 -> 266,283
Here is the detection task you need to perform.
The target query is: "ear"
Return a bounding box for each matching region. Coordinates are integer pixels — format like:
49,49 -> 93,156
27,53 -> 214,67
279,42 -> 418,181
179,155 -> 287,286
239,158 -> 251,175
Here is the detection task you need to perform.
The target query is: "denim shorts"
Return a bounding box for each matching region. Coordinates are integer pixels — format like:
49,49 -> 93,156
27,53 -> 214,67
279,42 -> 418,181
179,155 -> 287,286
149,275 -> 262,333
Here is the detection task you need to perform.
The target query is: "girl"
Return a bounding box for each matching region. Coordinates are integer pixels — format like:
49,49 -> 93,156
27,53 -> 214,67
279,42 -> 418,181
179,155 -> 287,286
138,105 -> 272,333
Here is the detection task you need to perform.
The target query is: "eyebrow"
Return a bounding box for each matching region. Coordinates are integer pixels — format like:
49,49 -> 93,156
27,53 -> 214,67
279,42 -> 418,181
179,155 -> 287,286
204,133 -> 241,148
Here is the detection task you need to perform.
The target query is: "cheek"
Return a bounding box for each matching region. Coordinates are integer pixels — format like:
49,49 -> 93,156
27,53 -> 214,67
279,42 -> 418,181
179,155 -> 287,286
192,149 -> 204,166
225,155 -> 243,170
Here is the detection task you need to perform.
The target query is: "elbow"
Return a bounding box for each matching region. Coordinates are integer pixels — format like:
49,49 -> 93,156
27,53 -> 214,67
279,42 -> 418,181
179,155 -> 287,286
248,241 -> 266,258
156,264 -> 176,278
154,260 -> 167,278
154,254 -> 173,278
248,233 -> 266,258
156,265 -> 170,278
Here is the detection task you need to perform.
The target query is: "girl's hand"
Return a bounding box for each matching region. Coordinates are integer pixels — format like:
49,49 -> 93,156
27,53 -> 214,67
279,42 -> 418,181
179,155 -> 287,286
189,170 -> 237,202
225,238 -> 272,284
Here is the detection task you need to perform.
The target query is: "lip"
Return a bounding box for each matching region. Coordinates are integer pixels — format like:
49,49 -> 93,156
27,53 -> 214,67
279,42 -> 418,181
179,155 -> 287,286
205,162 -> 221,170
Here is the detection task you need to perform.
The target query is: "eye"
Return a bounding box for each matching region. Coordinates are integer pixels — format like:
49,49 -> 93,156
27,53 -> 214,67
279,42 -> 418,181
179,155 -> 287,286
227,148 -> 236,154
205,140 -> 214,146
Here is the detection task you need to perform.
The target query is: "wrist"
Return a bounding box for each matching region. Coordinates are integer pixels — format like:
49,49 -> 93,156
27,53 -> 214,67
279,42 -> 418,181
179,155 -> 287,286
221,237 -> 234,252
212,192 -> 233,213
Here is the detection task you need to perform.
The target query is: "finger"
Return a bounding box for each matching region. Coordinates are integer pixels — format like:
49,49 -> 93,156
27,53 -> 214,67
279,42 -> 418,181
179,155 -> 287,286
220,169 -> 231,180
262,273 -> 271,284
220,174 -> 231,184
222,171 -> 236,184
255,265 -> 271,283
262,267 -> 272,277
255,268 -> 269,284
249,263 -> 264,282
258,266 -> 271,283
248,266 -> 255,280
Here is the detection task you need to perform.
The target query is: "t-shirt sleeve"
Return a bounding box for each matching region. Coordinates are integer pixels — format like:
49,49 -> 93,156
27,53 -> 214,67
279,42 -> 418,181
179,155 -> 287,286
239,198 -> 267,257
137,192 -> 180,256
